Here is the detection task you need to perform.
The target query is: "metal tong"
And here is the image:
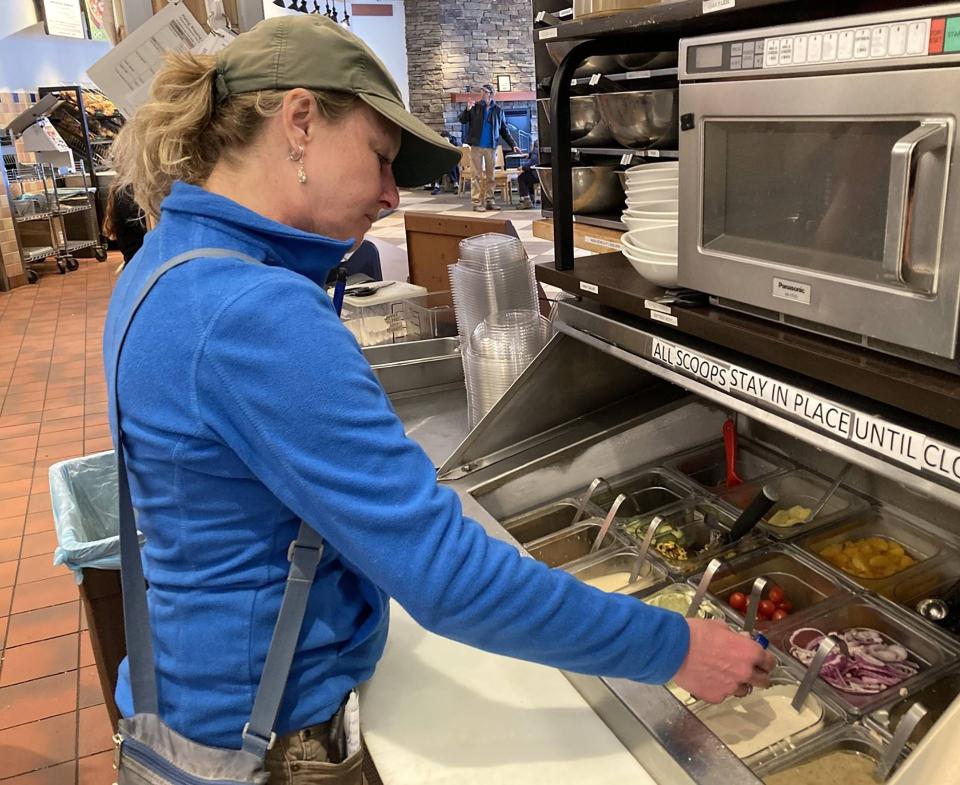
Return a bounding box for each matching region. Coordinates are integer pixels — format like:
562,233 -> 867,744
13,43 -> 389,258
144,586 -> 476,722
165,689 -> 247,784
875,702 -> 928,782
804,464 -> 851,523
791,633 -> 850,712
686,558 -> 724,619
743,576 -> 769,637
572,477 -> 613,526
590,493 -> 628,553
629,515 -> 665,584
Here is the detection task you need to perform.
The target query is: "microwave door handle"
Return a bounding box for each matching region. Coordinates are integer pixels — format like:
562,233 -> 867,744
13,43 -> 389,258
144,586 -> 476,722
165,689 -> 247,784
882,121 -> 950,282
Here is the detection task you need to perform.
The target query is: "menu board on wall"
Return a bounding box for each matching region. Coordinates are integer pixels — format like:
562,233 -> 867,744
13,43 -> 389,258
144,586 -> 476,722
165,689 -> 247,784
43,0 -> 86,38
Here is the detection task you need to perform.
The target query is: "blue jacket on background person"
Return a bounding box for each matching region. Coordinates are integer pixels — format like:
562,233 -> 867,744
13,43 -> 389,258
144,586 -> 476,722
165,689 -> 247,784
458,99 -> 517,150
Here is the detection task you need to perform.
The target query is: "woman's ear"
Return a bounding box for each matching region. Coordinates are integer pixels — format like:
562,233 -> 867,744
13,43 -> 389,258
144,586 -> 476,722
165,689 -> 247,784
281,88 -> 318,151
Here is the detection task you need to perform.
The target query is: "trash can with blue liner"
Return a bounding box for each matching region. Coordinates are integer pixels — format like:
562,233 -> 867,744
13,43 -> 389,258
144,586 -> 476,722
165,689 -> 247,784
49,449 -> 132,729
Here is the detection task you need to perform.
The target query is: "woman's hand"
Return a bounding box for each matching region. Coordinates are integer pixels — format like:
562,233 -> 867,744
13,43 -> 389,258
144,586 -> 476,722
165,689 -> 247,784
673,618 -> 775,704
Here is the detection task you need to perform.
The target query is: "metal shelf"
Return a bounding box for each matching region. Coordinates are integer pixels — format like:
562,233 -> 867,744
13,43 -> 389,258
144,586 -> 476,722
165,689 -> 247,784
543,146 -> 678,160
23,246 -> 55,262
553,67 -> 679,87
542,209 -> 626,232
534,0 -> 811,42
65,239 -> 98,253
15,204 -> 93,223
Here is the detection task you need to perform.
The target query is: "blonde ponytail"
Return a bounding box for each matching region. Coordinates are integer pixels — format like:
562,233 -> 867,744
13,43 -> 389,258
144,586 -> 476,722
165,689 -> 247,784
110,51 -> 358,221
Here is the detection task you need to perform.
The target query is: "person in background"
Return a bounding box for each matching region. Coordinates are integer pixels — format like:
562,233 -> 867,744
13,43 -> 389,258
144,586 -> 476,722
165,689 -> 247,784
458,84 -> 520,212
431,129 -> 459,195
106,15 -> 774,783
102,181 -> 147,264
517,140 -> 539,209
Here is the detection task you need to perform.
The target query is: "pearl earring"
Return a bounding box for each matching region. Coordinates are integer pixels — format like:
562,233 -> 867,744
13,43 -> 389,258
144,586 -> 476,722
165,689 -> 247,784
288,145 -> 307,185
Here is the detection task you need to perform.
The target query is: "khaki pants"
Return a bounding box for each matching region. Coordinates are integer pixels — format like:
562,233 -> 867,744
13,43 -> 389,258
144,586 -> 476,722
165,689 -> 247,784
470,146 -> 496,205
265,719 -> 378,785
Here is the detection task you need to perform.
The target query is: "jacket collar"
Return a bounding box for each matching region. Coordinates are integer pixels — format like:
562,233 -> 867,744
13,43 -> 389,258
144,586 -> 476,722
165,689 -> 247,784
159,182 -> 354,286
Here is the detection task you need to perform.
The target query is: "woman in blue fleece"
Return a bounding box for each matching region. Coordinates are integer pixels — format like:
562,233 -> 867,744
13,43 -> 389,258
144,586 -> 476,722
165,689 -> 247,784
105,15 -> 773,782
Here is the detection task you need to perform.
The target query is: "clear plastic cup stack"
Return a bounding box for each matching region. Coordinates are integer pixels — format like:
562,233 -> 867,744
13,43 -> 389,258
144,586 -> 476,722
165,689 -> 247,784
449,234 -> 539,341
463,310 -> 553,428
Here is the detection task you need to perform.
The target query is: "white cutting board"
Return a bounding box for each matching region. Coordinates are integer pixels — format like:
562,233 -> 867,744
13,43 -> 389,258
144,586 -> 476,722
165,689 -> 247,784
361,602 -> 657,785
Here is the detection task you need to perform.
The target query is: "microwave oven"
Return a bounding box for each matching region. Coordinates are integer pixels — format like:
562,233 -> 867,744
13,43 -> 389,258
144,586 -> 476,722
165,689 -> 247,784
678,4 -> 960,371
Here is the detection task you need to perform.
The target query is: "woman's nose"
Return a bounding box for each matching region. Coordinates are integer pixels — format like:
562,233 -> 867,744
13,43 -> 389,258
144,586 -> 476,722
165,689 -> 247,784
381,170 -> 400,210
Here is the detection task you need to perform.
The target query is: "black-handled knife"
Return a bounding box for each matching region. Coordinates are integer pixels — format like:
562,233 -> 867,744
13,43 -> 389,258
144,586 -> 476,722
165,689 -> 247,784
725,485 -> 779,544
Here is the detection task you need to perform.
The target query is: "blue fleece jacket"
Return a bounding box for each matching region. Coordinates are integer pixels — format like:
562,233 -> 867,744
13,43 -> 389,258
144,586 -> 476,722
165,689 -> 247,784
103,182 -> 690,749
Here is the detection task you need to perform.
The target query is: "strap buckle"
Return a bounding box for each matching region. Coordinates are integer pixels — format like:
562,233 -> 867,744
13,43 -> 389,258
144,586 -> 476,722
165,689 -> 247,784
242,723 -> 277,753
287,539 -> 323,564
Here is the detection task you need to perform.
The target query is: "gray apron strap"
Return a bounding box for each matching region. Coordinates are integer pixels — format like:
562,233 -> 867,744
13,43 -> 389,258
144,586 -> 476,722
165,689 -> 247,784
111,248 -> 324,759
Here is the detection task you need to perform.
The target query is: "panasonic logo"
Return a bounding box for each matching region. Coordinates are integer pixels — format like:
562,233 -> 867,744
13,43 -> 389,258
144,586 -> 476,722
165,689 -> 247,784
772,277 -> 811,305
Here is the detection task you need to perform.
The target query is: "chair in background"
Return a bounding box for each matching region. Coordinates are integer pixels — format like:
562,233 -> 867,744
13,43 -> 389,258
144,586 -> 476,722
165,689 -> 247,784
458,145 -> 473,198
493,147 -> 517,206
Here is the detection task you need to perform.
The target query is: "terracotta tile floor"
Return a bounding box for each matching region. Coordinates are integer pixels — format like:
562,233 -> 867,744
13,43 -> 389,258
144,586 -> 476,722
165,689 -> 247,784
0,256 -> 119,784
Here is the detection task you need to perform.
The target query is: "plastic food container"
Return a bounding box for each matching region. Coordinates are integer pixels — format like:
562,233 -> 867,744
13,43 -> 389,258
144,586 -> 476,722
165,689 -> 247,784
769,596 -> 959,716
564,547 -> 667,594
888,554 -> 960,634
592,466 -> 696,519
642,582 -> 725,620
619,499 -> 765,577
869,668 -> 960,749
525,520 -> 630,568
718,469 -> 870,540
754,724 -> 903,785
340,282 -> 429,347
800,510 -> 941,593
501,500 -> 601,546
706,545 -> 852,631
691,669 -> 844,769
666,438 -> 792,492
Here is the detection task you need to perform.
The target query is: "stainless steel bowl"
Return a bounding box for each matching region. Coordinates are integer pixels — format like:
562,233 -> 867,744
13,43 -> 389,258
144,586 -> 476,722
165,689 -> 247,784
613,52 -> 679,71
535,165 -> 625,214
546,40 -> 619,78
596,89 -> 679,150
538,97 -> 615,147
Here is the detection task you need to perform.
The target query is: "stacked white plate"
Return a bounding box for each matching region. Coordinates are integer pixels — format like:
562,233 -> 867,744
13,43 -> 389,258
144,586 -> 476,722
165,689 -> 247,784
620,162 -> 679,287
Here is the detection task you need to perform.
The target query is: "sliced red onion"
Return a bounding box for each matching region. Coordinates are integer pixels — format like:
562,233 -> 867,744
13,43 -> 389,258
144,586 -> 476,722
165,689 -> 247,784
787,625 -> 921,695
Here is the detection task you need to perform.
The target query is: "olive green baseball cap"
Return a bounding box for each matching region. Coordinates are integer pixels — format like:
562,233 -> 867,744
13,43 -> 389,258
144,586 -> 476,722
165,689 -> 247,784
214,15 -> 460,188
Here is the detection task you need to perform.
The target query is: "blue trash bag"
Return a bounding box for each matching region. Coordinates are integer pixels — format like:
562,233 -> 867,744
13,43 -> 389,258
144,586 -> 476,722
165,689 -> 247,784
49,449 -> 142,582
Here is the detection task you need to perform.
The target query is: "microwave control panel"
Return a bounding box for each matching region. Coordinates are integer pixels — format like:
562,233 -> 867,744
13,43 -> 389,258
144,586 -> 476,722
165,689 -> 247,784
683,11 -> 960,78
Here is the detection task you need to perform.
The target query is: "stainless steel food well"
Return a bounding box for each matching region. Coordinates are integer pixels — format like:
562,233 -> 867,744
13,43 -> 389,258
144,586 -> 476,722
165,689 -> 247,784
717,469 -> 871,541
534,165 -> 625,214
596,89 -> 679,150
538,96 -> 615,148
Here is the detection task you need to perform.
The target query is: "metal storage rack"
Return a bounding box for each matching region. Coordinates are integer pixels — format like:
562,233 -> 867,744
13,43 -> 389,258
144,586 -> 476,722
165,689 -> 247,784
6,159 -> 107,282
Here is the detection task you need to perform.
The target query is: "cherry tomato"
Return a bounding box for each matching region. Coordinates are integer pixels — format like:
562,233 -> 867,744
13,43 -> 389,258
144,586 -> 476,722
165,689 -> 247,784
772,609 -> 789,622
729,592 -> 748,611
777,599 -> 794,613
758,599 -> 776,619
768,586 -> 785,605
